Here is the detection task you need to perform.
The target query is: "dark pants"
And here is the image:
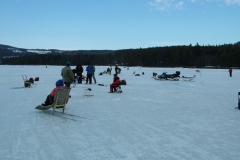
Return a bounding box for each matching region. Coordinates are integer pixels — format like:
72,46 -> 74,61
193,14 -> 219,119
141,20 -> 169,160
110,84 -> 118,92
86,74 -> 92,84
77,72 -> 82,83
92,73 -> 97,83
64,82 -> 71,88
44,95 -> 54,105
230,72 -> 232,77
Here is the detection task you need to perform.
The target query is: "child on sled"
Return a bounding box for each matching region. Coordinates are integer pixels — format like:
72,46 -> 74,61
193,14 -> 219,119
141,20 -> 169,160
41,79 -> 64,106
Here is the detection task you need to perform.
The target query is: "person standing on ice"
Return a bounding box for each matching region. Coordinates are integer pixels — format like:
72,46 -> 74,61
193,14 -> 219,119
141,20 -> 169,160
85,63 -> 94,84
61,61 -> 75,88
75,63 -> 83,84
91,63 -> 97,84
229,67 -> 232,77
115,65 -> 119,75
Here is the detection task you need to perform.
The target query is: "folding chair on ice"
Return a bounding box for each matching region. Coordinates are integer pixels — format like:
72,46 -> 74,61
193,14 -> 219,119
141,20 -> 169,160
35,88 -> 71,114
52,88 -> 71,114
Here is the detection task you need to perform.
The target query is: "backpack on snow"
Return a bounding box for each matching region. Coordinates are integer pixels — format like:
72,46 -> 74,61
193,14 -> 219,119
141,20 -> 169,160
120,80 -> 126,85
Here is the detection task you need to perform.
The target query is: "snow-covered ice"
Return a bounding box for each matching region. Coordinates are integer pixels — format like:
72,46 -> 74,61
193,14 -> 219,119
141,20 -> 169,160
0,65 -> 240,160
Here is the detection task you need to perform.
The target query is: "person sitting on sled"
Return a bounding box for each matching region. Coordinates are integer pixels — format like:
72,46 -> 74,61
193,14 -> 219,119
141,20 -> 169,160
107,67 -> 111,75
109,74 -> 120,93
42,79 -> 64,106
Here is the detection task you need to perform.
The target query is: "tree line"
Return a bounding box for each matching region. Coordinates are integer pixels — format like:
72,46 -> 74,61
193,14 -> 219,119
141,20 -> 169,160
2,42 -> 240,68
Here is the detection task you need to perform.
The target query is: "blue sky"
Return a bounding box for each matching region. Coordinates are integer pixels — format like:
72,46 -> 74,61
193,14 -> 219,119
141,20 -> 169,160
0,0 -> 239,50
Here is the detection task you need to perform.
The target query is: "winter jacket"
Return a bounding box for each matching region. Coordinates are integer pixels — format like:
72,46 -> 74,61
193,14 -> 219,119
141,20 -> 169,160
75,65 -> 83,73
115,66 -> 118,72
112,76 -> 120,85
50,79 -> 64,97
86,65 -> 94,74
61,66 -> 75,83
50,86 -> 64,97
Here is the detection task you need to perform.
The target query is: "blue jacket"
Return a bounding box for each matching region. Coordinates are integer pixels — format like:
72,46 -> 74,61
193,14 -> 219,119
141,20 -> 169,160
86,65 -> 94,74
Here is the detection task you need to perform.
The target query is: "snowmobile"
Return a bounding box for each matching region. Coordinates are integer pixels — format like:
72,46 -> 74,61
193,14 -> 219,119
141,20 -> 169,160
154,71 -> 181,81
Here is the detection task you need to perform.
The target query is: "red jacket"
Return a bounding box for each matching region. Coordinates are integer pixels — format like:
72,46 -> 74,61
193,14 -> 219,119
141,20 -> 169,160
112,76 -> 120,85
50,86 -> 64,97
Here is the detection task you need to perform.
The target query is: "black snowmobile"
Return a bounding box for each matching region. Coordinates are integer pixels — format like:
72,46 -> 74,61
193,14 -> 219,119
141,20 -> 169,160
154,71 -> 181,81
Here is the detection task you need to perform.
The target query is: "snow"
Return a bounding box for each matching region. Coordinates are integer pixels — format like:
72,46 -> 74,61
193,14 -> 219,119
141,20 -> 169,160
0,65 -> 240,160
26,50 -> 51,54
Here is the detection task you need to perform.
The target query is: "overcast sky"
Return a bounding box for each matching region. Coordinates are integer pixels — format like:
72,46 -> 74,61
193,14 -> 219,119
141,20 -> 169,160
0,0 -> 239,50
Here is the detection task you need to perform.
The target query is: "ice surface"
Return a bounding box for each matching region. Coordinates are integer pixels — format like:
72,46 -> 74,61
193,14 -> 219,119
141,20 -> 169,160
0,65 -> 240,160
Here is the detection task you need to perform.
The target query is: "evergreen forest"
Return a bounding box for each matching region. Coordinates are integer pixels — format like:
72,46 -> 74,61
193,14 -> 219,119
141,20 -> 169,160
1,42 -> 240,68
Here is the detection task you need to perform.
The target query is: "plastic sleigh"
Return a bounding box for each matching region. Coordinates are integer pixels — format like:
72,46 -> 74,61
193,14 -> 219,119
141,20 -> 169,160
181,75 -> 196,82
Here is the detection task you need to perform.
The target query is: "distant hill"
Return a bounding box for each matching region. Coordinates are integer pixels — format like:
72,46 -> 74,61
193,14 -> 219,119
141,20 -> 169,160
1,42 -> 240,66
0,44 -> 114,59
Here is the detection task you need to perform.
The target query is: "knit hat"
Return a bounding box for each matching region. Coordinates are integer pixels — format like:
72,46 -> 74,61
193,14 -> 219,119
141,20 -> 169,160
55,79 -> 64,87
66,61 -> 71,65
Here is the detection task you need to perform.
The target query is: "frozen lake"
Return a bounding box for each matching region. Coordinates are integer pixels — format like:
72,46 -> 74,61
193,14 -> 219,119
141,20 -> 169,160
0,65 -> 240,160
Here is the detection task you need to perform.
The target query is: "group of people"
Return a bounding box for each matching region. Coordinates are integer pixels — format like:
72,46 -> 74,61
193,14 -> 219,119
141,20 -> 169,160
42,61 -> 74,106
72,63 -> 97,84
105,65 -> 121,75
41,61 -> 121,106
